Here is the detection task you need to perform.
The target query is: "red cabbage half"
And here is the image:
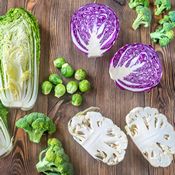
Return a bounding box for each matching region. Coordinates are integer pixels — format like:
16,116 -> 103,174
71,3 -> 120,58
109,43 -> 162,92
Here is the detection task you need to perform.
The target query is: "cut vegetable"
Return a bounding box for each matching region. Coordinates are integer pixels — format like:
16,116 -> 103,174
0,8 -> 40,110
109,43 -> 162,92
0,102 -> 13,157
125,107 -> 175,167
68,107 -> 128,165
71,3 -> 120,58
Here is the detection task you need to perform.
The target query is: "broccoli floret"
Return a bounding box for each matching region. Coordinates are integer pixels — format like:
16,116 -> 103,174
129,0 -> 149,9
36,138 -> 74,175
150,12 -> 175,47
155,0 -> 171,16
16,112 -> 56,143
150,24 -> 174,47
132,6 -> 152,30
159,11 -> 175,24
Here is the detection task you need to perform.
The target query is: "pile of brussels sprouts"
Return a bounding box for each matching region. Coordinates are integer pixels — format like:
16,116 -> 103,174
41,57 -> 91,106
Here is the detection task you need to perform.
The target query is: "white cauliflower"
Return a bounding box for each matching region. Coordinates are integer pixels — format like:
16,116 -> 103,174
68,107 -> 128,166
125,107 -> 175,167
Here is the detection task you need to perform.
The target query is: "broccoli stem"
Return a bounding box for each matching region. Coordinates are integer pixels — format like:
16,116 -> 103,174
155,6 -> 165,16
132,16 -> 143,30
150,31 -> 164,39
28,131 -> 44,143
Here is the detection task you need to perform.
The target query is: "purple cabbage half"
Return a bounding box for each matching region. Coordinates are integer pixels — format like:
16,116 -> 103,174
71,3 -> 120,58
109,43 -> 162,92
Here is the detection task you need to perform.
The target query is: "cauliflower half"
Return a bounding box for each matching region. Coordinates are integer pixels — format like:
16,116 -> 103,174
68,107 -> 128,166
125,107 -> 175,167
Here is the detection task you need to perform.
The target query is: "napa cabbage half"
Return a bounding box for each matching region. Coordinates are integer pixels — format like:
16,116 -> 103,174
0,8 -> 40,110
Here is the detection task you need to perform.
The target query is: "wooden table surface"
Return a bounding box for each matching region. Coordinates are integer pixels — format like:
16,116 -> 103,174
0,0 -> 175,175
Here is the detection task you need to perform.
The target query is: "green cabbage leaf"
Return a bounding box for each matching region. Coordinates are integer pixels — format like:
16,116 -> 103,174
0,8 -> 40,110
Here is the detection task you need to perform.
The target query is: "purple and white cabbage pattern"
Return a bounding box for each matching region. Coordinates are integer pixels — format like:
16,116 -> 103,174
109,44 -> 162,92
71,3 -> 120,58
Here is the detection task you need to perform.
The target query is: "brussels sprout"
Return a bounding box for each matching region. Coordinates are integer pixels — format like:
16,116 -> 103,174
74,69 -> 87,80
66,81 -> 78,94
71,93 -> 83,106
61,63 -> 74,78
41,81 -> 53,95
79,80 -> 91,92
49,74 -> 62,85
54,84 -> 66,98
53,57 -> 66,69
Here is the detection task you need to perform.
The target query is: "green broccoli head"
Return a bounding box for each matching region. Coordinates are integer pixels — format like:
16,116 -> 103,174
36,138 -> 73,175
150,26 -> 174,47
16,112 -> 56,143
129,0 -> 149,9
159,11 -> 175,25
155,0 -> 171,16
132,6 -> 152,30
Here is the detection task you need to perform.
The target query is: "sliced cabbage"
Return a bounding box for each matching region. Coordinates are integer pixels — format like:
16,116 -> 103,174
0,102 -> 13,157
109,43 -> 162,92
125,107 -> 175,167
0,8 -> 40,110
71,3 -> 120,58
68,107 -> 128,165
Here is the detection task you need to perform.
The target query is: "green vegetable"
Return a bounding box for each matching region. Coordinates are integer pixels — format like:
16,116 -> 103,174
61,63 -> 74,78
79,80 -> 91,93
0,102 -> 9,127
0,8 -> 40,111
0,102 -> 13,157
49,74 -> 63,85
36,138 -> 74,175
159,11 -> 175,24
66,81 -> 78,94
128,0 -> 149,9
16,113 -> 56,143
71,94 -> 83,107
74,69 -> 87,80
42,81 -> 53,95
54,57 -> 66,69
150,12 -> 175,47
132,6 -> 152,30
55,84 -> 66,98
155,0 -> 171,16
150,26 -> 174,47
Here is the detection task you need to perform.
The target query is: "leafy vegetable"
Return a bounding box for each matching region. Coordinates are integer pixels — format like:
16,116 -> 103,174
42,81 -> 53,95
66,81 -> 78,94
16,112 -> 56,143
128,0 -> 149,9
54,57 -> 66,69
0,102 -> 13,157
154,0 -> 171,16
0,8 -> 40,111
36,138 -> 74,175
71,3 -> 120,57
71,94 -> 83,106
68,107 -> 128,165
125,107 -> 175,167
54,84 -> 66,98
49,74 -> 62,85
61,63 -> 74,78
132,6 -> 152,30
109,43 -> 162,92
74,69 -> 87,81
150,11 -> 175,47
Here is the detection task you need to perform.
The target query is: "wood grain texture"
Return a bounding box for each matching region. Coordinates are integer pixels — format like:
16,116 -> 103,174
0,0 -> 175,174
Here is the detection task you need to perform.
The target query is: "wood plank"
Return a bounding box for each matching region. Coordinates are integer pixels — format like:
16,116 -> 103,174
0,0 -> 175,175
